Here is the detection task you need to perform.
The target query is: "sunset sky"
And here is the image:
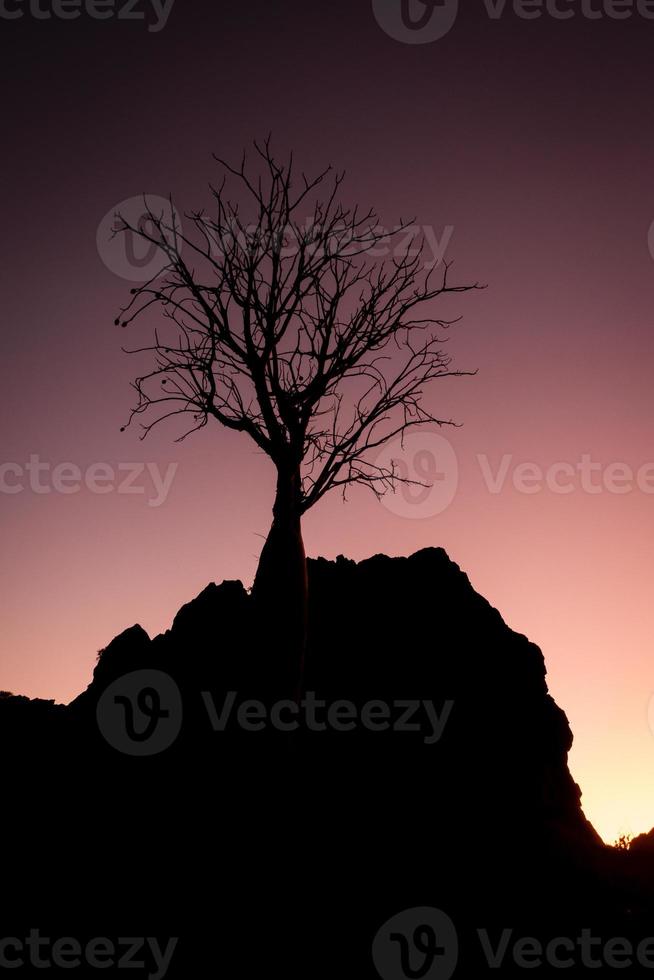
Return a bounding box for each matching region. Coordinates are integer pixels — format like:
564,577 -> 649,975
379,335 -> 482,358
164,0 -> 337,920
3,0 -> 654,844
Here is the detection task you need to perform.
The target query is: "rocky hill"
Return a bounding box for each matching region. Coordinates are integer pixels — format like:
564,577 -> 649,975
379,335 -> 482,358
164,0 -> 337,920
3,548 -> 650,977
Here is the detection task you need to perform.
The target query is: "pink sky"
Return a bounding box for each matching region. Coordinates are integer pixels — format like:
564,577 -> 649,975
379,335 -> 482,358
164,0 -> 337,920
2,1 -> 654,844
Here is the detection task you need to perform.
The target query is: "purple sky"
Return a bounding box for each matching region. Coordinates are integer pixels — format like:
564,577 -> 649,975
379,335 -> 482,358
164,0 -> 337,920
3,0 -> 654,842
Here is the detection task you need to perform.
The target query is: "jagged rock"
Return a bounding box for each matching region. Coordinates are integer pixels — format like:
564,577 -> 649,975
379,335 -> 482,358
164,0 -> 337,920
3,548 -> 651,978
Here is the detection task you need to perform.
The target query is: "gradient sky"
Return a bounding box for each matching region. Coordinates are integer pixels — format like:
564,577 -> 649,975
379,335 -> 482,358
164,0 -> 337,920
2,0 -> 654,844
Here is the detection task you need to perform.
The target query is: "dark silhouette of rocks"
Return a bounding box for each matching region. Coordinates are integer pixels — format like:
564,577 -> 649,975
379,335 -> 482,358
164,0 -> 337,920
3,548 -> 654,977
631,830 -> 654,856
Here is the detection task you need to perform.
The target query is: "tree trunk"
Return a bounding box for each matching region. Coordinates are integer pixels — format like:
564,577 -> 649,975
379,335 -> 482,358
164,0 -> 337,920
252,464 -> 308,699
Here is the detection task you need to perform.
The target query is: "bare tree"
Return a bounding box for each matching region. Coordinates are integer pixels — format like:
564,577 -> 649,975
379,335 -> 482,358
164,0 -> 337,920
114,139 -> 480,687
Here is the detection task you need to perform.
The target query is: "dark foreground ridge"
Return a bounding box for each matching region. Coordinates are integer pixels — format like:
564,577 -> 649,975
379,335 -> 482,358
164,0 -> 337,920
4,548 -> 654,977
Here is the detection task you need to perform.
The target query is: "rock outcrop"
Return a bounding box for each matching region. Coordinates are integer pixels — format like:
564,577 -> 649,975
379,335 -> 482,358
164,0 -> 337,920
3,548 -> 648,978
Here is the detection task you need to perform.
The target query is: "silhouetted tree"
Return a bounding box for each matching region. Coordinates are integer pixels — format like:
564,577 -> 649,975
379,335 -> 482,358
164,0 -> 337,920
115,139 -> 480,689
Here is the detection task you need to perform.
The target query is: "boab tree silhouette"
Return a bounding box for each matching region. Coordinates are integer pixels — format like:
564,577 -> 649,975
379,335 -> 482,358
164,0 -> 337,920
115,139 -> 480,689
